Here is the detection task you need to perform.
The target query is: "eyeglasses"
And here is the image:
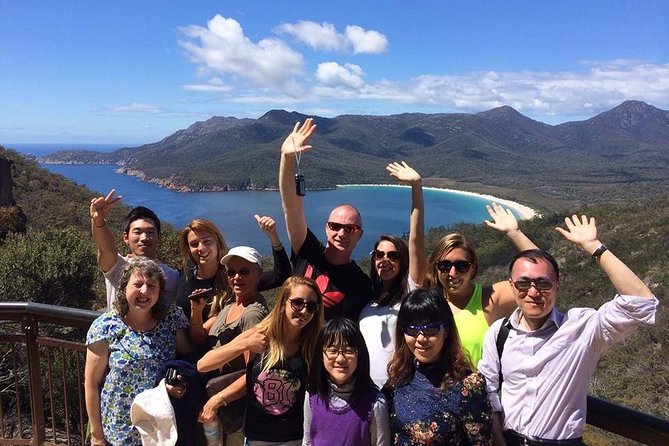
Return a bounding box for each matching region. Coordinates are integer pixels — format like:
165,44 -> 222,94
404,322 -> 444,338
288,298 -> 319,314
371,249 -> 400,261
323,346 -> 358,360
513,279 -> 553,291
436,260 -> 472,274
327,222 -> 361,234
227,268 -> 251,277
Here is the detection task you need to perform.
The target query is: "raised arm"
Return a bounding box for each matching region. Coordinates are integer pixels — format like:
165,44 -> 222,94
279,119 -> 317,253
555,215 -> 653,298
484,202 -> 537,252
90,189 -> 122,272
197,326 -> 267,372
255,214 -> 292,290
387,161 -> 426,286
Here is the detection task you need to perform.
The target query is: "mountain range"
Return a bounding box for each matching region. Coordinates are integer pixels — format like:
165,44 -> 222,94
41,100 -> 669,209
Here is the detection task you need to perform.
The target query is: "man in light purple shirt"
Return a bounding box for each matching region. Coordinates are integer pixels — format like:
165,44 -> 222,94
478,214 -> 658,446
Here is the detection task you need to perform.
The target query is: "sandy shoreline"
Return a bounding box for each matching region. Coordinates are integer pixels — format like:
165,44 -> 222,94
337,183 -> 539,220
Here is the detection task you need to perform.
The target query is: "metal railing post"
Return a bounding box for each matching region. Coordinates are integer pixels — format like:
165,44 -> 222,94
23,316 -> 45,446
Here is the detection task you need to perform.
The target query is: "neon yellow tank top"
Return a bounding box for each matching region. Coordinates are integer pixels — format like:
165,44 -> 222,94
453,283 -> 489,368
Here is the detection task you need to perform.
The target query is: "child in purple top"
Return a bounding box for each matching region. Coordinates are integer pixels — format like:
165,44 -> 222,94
303,318 -> 390,446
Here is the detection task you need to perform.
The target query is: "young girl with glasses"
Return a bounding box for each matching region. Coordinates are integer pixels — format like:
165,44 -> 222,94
199,276 -> 324,446
359,161 -> 427,388
303,318 -> 390,446
424,203 -> 537,367
386,287 -> 492,445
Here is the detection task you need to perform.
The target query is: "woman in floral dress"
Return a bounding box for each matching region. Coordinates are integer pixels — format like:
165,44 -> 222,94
386,287 -> 492,445
84,258 -> 191,445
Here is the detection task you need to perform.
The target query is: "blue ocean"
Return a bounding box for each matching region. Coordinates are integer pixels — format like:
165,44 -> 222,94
10,143 -> 500,261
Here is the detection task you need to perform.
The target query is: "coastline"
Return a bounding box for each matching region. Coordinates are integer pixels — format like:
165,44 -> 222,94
337,183 -> 539,220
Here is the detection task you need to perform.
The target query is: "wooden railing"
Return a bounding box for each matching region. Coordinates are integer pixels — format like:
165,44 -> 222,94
0,302 -> 668,445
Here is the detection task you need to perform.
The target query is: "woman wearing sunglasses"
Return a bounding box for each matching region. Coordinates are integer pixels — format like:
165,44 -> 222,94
386,287 -> 492,445
199,276 -> 324,445
177,216 -> 291,349
359,161 -> 427,388
425,203 -> 537,367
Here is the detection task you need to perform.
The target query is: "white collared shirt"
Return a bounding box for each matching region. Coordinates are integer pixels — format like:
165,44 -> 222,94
478,294 -> 658,440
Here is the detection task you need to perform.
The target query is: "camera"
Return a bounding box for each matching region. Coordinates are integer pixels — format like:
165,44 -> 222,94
165,367 -> 185,387
295,174 -> 306,196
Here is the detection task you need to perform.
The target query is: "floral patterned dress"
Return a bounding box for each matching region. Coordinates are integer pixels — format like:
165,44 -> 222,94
86,305 -> 189,445
390,363 -> 492,445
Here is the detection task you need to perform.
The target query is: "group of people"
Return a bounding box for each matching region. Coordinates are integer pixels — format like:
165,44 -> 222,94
83,118 -> 658,446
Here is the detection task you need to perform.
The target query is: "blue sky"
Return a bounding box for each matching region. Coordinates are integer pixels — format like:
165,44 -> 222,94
1,0 -> 668,144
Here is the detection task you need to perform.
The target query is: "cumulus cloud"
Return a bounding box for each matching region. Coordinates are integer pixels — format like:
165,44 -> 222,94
316,62 -> 365,88
275,21 -> 388,54
179,15 -> 304,94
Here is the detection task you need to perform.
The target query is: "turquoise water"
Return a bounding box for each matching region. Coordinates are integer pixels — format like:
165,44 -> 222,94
43,164 -> 496,260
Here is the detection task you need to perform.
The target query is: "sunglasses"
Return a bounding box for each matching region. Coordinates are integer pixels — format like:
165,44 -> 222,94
436,260 -> 472,274
513,279 -> 553,291
404,321 -> 444,338
288,298 -> 319,314
227,268 -> 251,277
323,346 -> 358,360
371,249 -> 400,261
327,222 -> 361,234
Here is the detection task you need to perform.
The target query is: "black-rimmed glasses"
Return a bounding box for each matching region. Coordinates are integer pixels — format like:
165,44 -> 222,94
323,346 -> 358,360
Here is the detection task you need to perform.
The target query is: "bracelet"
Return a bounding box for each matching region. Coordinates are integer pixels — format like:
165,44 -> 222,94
271,243 -> 282,249
591,244 -> 608,259
92,219 -> 106,228
219,394 -> 228,406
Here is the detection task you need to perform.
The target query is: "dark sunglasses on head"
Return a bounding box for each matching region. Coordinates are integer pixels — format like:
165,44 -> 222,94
371,249 -> 400,261
288,298 -> 319,314
513,279 -> 553,291
403,321 -> 444,338
436,260 -> 472,274
327,222 -> 361,234
226,268 -> 251,277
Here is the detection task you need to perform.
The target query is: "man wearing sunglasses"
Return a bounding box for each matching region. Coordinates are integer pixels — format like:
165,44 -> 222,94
279,118 -> 372,321
478,214 -> 658,446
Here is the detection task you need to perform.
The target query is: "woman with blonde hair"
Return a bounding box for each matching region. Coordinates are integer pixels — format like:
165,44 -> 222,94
424,203 -> 537,367
199,276 -> 324,445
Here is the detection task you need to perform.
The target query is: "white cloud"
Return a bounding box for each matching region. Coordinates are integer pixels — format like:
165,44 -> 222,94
275,21 -> 388,54
105,103 -> 161,114
316,62 -> 365,88
344,25 -> 388,54
183,77 -> 231,92
179,15 -> 304,94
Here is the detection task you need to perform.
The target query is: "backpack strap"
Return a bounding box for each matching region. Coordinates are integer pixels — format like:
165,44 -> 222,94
495,317 -> 511,389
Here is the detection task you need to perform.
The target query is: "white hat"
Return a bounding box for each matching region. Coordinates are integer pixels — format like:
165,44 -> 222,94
130,378 -> 177,446
220,246 -> 262,266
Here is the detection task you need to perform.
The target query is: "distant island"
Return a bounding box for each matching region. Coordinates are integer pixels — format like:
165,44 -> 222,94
40,100 -> 669,211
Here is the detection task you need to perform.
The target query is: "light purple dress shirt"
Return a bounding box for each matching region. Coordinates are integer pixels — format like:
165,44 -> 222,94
478,294 -> 658,440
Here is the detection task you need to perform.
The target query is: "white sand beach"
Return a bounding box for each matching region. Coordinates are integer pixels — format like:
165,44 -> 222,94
337,184 -> 539,220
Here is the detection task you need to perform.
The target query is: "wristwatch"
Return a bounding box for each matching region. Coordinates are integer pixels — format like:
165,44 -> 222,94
591,244 -> 608,259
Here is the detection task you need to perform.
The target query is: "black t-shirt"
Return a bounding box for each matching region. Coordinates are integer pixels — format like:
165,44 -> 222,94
291,228 -> 372,321
244,352 -> 307,442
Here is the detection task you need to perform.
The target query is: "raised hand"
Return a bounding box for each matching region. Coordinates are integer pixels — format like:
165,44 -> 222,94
555,214 -> 600,252
89,189 -> 122,221
255,214 -> 277,238
386,161 -> 421,185
484,202 -> 520,234
280,118 -> 317,157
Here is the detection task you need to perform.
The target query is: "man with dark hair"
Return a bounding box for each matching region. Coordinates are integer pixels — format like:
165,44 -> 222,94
90,189 -> 179,309
478,215 -> 658,445
278,118 -> 372,321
